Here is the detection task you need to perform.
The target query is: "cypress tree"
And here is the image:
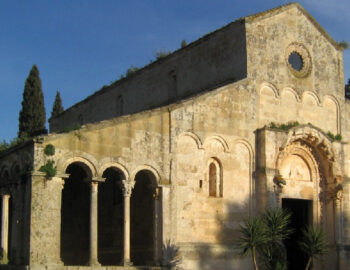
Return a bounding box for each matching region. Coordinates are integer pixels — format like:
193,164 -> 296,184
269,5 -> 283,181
18,65 -> 46,138
51,91 -> 64,118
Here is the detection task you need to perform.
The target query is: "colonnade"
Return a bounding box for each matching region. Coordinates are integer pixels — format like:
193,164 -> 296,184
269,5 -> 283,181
63,170 -> 160,266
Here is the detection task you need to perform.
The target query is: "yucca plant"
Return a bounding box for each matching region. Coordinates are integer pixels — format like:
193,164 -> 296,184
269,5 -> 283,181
237,216 -> 269,270
298,226 -> 328,270
259,208 -> 292,270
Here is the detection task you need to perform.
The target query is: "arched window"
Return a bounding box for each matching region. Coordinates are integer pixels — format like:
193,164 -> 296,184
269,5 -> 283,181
208,158 -> 222,197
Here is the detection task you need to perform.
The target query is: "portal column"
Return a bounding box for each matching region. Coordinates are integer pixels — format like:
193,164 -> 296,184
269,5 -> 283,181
0,194 -> 10,263
335,189 -> 343,244
89,177 -> 105,266
153,186 -> 161,264
120,180 -> 135,266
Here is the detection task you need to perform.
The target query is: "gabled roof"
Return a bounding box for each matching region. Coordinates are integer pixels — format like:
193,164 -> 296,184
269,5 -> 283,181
51,2 -> 342,123
244,2 -> 342,51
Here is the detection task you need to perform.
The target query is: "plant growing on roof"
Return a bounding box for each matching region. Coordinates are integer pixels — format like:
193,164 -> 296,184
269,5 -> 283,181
44,144 -> 55,156
40,144 -> 57,178
39,160 -> 57,178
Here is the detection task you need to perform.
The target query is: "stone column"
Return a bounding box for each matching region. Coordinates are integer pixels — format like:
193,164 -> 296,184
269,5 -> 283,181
89,177 -> 105,266
30,172 -> 67,266
120,180 -> 135,266
153,186 -> 161,264
335,190 -> 343,245
1,194 -> 10,263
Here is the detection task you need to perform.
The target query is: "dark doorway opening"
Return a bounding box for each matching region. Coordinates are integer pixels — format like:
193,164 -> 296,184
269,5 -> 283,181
98,168 -> 124,265
282,198 -> 312,270
61,163 -> 90,265
131,170 -> 156,265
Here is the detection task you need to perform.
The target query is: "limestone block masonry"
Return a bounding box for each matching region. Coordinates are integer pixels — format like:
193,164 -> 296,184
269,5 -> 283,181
0,3 -> 349,270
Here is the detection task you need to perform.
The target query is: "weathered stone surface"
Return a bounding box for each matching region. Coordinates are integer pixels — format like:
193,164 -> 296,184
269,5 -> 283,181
0,3 -> 349,270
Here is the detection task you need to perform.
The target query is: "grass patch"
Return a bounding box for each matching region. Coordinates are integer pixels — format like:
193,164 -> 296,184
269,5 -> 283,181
269,121 -> 300,131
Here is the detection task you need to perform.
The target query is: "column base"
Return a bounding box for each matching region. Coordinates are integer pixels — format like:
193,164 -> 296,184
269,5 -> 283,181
121,260 -> 133,266
88,261 -> 101,267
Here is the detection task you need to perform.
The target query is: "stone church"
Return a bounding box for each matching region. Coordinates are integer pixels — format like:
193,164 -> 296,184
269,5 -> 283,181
0,3 -> 349,270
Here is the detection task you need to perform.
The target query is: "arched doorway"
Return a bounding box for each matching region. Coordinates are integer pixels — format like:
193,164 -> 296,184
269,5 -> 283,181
276,132 -> 343,269
61,162 -> 91,265
98,168 -> 124,265
131,170 -> 158,265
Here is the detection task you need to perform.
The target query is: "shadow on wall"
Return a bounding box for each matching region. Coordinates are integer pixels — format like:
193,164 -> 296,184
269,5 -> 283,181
177,189 -> 341,270
194,197 -> 255,270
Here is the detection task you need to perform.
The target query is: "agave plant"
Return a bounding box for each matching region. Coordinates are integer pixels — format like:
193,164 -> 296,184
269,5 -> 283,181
237,216 -> 269,270
259,208 -> 292,270
298,226 -> 328,270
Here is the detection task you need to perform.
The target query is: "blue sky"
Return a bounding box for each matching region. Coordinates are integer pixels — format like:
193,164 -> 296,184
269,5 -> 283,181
0,0 -> 349,142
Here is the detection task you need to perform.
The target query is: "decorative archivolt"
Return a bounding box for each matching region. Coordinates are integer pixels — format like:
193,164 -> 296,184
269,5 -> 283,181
323,95 -> 340,133
323,95 -> 339,108
130,164 -> 161,184
259,82 -> 279,98
302,91 -> 321,106
281,87 -> 300,102
277,141 -> 319,182
233,139 -> 254,164
98,161 -> 129,180
177,132 -> 255,158
203,135 -> 229,153
177,132 -> 203,150
10,162 -> 21,177
59,156 -> 98,178
259,83 -> 339,110
0,164 -> 10,182
278,125 -> 343,185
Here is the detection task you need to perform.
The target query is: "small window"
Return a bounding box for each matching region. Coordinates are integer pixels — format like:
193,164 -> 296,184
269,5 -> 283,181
116,95 -> 124,115
168,70 -> 177,102
77,114 -> 83,125
208,158 -> 222,197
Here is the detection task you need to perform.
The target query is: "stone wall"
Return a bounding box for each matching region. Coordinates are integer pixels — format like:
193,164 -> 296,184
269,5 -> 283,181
50,20 -> 247,133
1,3 -> 350,270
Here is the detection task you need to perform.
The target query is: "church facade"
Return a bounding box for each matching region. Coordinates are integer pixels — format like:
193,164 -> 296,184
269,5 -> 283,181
0,3 -> 349,270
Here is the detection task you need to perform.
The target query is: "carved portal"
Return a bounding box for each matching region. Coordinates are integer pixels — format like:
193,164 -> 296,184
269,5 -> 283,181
275,126 -> 344,245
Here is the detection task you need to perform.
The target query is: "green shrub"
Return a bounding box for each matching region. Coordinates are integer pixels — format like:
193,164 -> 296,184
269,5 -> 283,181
338,40 -> 349,50
44,144 -> 55,156
237,208 -> 292,270
155,49 -> 171,60
327,131 -> 342,142
0,140 -> 9,153
298,226 -> 328,270
39,160 -> 57,178
126,65 -> 139,77
335,133 -> 342,141
269,121 -> 299,131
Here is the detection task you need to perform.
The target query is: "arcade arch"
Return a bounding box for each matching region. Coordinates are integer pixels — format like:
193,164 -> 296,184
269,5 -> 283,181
98,167 -> 125,265
131,169 -> 160,265
61,161 -> 92,265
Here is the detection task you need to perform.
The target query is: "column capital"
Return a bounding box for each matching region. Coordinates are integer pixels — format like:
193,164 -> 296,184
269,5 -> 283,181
153,186 -> 161,200
91,176 -> 106,183
84,177 -> 105,186
120,180 -> 135,197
